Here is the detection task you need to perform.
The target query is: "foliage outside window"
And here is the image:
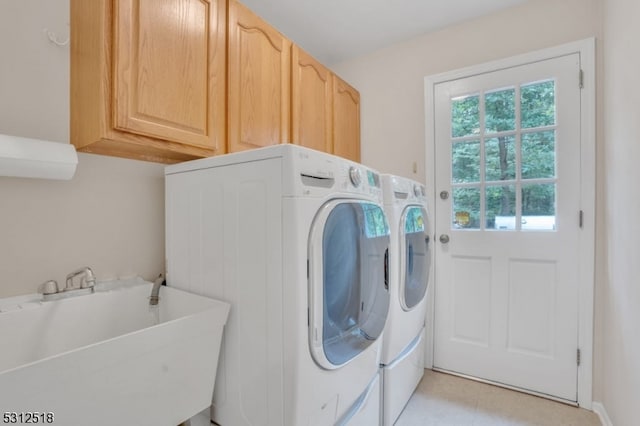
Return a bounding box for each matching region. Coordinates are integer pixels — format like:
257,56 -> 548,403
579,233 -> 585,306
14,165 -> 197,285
450,80 -> 556,231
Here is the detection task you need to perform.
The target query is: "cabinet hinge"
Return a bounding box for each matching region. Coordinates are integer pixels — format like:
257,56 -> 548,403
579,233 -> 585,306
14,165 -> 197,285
577,348 -> 581,366
579,69 -> 584,89
579,210 -> 584,228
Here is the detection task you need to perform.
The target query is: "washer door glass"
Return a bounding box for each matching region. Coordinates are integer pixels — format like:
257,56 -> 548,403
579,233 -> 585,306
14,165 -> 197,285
309,200 -> 390,370
400,206 -> 431,310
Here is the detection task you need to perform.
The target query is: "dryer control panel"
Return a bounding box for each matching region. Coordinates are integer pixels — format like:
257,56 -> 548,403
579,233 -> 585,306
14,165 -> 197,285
381,174 -> 428,206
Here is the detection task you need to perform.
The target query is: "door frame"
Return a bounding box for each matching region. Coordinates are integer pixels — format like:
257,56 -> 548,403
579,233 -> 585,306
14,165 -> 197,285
423,38 -> 596,408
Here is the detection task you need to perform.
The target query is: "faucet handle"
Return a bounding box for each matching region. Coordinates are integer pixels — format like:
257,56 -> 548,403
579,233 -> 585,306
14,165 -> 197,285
80,267 -> 96,288
65,266 -> 96,289
40,280 -> 59,295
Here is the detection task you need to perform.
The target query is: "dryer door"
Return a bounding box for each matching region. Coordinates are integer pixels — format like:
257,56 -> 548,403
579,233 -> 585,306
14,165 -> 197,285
399,206 -> 431,311
309,200 -> 390,370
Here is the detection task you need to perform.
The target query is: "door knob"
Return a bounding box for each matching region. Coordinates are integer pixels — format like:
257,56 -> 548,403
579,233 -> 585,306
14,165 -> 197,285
439,234 -> 450,244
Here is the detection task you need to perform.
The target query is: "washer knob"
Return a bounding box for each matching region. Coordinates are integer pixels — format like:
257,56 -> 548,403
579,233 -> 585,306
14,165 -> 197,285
349,167 -> 362,187
413,184 -> 421,197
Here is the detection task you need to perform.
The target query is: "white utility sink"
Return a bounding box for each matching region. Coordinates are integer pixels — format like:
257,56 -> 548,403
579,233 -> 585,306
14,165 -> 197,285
0,277 -> 229,426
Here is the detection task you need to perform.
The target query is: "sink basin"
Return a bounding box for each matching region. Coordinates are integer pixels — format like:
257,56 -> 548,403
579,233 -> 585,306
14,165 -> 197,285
0,277 -> 229,426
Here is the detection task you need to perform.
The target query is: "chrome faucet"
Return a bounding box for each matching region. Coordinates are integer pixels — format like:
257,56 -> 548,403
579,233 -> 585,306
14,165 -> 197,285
40,267 -> 96,301
149,275 -> 165,306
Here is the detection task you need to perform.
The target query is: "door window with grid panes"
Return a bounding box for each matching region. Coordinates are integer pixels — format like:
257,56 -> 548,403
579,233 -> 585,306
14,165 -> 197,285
450,80 -> 556,231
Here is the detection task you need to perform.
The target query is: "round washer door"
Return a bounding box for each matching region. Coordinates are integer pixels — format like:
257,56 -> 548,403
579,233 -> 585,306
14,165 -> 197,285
399,205 -> 431,311
308,199 -> 390,370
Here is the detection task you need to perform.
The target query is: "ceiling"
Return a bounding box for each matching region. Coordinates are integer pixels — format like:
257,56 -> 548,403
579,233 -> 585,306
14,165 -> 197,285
240,0 -> 529,65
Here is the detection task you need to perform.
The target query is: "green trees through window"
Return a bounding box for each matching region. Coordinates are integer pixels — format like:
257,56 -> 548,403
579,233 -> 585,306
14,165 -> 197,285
450,80 -> 556,230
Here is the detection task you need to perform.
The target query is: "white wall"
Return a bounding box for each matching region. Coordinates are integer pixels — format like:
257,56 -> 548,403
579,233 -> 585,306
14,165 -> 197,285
1,0 -> 69,142
333,0 -> 608,408
0,0 -> 166,297
333,0 -> 602,181
601,0 -> 640,423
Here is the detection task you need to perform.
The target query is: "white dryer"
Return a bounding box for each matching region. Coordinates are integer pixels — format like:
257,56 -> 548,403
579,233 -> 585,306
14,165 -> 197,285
165,145 -> 391,426
380,174 -> 432,426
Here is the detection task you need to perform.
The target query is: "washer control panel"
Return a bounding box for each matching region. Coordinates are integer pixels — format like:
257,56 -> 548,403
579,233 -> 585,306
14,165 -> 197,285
292,147 -> 383,201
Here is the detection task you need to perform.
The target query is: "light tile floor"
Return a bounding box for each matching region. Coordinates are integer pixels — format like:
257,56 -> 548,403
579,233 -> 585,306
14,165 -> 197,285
190,369 -> 601,425
395,370 -> 601,426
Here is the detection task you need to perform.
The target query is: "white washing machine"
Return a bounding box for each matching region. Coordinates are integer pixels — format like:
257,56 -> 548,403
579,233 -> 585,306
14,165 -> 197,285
380,174 -> 432,426
165,145 -> 391,426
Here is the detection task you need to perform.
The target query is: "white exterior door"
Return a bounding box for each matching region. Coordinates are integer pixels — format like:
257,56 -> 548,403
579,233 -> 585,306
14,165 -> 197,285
432,53 -> 582,402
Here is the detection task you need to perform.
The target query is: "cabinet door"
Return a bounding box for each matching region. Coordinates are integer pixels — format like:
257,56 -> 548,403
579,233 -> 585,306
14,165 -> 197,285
113,0 -> 225,152
228,0 -> 291,152
332,75 -> 361,162
291,46 -> 332,153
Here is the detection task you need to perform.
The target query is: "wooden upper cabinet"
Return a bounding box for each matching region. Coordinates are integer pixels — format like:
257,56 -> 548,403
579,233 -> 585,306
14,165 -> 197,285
291,46 -> 332,153
227,0 -> 291,153
71,0 -> 226,163
332,74 -> 361,163
71,0 -> 359,163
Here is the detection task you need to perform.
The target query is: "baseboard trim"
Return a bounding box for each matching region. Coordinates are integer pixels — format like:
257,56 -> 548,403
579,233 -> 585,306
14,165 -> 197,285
592,402 -> 612,426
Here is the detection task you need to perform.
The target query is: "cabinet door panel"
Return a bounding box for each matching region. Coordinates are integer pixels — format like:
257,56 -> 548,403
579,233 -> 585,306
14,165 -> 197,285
291,46 -> 332,153
333,75 -> 361,162
113,0 -> 225,152
228,0 -> 291,152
